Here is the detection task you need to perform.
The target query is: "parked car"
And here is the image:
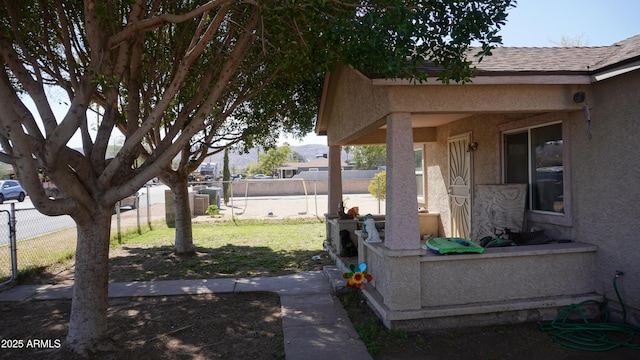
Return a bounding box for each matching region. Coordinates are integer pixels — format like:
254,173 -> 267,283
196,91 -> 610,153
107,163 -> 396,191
146,177 -> 160,186
252,174 -> 273,179
0,180 -> 27,203
118,191 -> 141,210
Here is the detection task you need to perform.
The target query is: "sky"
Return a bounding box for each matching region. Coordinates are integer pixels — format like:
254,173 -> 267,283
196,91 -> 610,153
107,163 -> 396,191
283,0 -> 640,146
34,1 -> 639,149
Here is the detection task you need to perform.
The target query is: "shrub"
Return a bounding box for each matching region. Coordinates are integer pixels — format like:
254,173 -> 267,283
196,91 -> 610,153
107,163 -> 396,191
206,204 -> 221,216
368,171 -> 386,200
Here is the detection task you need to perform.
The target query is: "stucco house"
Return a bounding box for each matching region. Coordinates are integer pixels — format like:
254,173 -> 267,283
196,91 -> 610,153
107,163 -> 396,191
277,157 -> 340,178
318,35 -> 640,330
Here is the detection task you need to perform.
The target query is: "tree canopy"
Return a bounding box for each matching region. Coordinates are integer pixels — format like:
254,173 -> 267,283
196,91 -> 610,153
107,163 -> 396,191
352,145 -> 387,170
0,0 -> 515,354
259,146 -> 292,176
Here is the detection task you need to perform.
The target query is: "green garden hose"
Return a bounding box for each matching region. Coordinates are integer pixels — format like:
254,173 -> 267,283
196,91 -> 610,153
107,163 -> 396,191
537,272 -> 640,352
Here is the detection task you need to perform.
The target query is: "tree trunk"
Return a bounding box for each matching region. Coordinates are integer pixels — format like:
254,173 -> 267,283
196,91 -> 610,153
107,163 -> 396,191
173,177 -> 194,254
65,207 -> 115,355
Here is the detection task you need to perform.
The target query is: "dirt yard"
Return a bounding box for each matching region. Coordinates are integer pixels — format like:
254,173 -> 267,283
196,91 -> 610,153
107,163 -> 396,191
1,292 -> 282,360
2,243 -> 639,359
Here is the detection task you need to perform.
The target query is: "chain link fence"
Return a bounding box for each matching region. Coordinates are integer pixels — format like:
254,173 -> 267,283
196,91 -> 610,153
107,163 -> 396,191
5,208 -> 77,286
0,209 -> 13,285
0,184 -> 161,287
0,181 -> 385,287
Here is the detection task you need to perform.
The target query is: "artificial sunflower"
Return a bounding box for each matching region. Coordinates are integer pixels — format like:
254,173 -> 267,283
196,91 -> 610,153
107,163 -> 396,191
342,262 -> 373,288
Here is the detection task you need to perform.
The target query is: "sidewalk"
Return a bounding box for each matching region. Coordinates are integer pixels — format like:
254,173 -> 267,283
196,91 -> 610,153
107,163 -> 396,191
0,266 -> 371,360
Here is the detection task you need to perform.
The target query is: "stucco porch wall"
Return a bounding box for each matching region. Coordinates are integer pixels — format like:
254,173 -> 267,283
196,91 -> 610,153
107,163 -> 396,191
357,240 -> 601,330
419,242 -> 597,307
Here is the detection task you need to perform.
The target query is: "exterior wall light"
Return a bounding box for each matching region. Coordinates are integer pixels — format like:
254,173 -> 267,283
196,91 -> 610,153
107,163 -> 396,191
573,91 -> 586,103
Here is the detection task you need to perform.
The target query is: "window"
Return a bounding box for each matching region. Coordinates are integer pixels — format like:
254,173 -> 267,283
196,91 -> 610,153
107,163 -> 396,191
415,147 -> 424,201
504,122 -> 564,214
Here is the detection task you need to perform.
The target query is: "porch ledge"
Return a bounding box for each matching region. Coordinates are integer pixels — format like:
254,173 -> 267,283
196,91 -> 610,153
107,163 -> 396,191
421,241 -> 597,262
361,240 -> 426,258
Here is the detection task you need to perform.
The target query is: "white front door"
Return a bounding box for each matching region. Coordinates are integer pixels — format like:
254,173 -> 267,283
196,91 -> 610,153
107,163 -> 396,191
448,133 -> 472,239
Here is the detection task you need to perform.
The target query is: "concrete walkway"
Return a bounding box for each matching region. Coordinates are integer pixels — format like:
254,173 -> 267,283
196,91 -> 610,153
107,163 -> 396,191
0,266 -> 371,360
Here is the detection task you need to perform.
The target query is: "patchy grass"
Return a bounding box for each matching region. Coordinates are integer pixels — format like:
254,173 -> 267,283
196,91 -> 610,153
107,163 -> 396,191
113,218 -> 324,247
106,219 -> 329,281
0,227 -> 77,281
11,218 -> 329,284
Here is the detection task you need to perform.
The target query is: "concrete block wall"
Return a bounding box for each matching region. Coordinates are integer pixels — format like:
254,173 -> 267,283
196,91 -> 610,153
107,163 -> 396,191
208,179 -> 373,197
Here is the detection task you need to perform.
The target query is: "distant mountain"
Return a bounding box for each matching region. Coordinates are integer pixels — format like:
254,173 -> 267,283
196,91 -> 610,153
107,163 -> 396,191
202,144 -> 341,173
70,143 -> 346,175
290,144 -> 333,162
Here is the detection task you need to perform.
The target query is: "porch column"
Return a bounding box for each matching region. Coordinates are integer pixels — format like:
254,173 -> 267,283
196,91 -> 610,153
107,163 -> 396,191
327,145 -> 343,215
385,112 -> 420,250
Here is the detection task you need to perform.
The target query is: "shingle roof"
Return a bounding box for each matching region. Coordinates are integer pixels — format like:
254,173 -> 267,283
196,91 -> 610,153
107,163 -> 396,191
595,34 -> 640,68
282,157 -> 347,169
409,34 -> 640,76
474,34 -> 640,73
471,46 -> 609,73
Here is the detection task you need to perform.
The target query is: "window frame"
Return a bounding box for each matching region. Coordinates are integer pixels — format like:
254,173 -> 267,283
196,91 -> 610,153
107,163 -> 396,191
414,145 -> 425,205
500,117 -> 572,227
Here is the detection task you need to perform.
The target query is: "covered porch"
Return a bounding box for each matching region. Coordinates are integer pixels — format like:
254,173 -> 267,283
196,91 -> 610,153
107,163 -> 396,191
318,64 -> 601,329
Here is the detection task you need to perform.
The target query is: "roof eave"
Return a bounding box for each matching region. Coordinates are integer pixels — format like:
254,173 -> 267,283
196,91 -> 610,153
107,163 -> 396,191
315,72 -> 332,136
592,58 -> 640,82
370,72 -> 593,85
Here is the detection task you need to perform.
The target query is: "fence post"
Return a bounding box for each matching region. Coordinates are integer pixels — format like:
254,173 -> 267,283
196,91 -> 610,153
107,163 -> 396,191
136,195 -> 141,234
116,201 -> 122,244
301,179 -> 308,215
9,204 -> 17,282
313,180 -> 318,217
146,184 -> 151,229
